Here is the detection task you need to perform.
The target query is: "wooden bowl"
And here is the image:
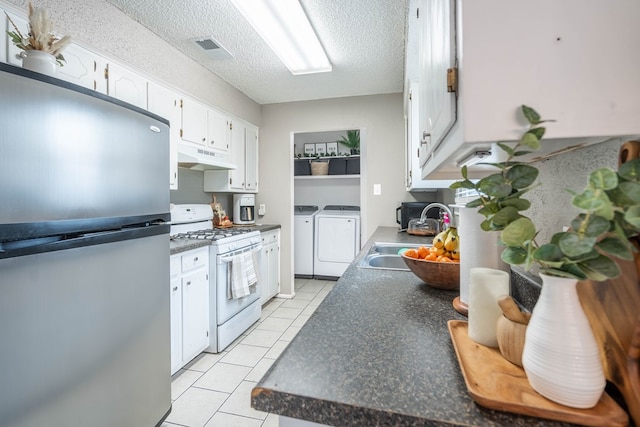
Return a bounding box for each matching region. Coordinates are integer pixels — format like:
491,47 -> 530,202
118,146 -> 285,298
400,252 -> 460,290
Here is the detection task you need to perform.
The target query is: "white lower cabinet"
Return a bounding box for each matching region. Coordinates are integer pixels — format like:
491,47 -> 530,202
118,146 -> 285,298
170,247 -> 209,375
260,229 -> 280,305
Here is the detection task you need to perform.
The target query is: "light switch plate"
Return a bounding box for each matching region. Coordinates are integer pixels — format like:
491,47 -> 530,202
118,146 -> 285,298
373,184 -> 382,195
258,204 -> 266,215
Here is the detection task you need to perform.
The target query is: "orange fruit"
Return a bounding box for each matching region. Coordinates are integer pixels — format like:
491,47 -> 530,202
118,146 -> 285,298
417,246 -> 429,259
424,253 -> 437,261
404,249 -> 419,258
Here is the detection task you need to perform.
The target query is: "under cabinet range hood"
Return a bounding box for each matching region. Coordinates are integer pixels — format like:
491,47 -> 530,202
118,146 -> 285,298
177,142 -> 237,171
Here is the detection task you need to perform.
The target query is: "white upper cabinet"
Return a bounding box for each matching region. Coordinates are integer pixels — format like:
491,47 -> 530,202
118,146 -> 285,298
180,97 -> 208,146
207,108 -> 231,153
229,121 -> 246,191
203,119 -> 259,193
417,0 -> 640,180
4,11 -> 26,67
106,62 -> 147,109
56,43 -> 100,91
419,0 -> 456,154
245,124 -> 259,191
0,9 -> 8,64
147,81 -> 180,190
404,1 -> 455,191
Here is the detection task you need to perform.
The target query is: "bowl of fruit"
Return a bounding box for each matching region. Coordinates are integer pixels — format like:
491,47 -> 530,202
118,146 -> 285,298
400,227 -> 460,290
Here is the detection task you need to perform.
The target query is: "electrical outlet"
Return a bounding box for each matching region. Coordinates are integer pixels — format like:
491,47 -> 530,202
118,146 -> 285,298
258,204 -> 266,216
373,184 -> 382,195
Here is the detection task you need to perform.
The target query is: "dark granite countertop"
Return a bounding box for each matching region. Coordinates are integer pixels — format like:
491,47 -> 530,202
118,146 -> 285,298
170,224 -> 281,255
252,226 -> 574,427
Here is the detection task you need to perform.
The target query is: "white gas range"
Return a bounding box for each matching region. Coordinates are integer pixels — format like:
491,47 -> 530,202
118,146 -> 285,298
170,204 -> 262,353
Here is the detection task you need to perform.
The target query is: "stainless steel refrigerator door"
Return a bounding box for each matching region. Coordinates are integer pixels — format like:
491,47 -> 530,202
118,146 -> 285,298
0,66 -> 169,225
0,234 -> 171,427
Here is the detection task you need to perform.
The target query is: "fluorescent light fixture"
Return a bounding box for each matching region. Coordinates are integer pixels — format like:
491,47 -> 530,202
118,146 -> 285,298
230,0 -> 332,75
457,150 -> 491,168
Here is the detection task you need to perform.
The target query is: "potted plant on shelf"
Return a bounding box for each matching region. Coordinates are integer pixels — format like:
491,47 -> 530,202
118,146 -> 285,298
451,105 -> 640,409
5,2 -> 72,75
337,130 -> 360,174
337,129 -> 360,155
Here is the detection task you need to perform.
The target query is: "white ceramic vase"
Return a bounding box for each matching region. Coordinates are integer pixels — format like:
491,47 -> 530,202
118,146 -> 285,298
522,273 -> 605,408
22,50 -> 58,76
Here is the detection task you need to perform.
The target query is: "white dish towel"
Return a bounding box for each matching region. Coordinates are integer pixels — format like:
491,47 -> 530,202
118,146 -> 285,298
229,251 -> 259,300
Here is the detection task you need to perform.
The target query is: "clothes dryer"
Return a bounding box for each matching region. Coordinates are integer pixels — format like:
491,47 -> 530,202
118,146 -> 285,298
314,205 -> 361,279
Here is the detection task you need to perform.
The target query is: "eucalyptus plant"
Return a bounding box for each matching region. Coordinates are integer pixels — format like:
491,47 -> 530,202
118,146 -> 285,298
451,105 -> 640,280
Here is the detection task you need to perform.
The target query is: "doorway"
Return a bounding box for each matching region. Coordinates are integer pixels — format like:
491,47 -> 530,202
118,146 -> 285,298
290,128 -> 366,284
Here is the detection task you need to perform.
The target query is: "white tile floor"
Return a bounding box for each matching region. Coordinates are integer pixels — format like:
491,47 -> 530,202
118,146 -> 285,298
161,278 -> 335,427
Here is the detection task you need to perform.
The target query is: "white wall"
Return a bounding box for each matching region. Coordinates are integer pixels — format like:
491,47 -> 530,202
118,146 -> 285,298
1,0 -> 261,125
259,93 -> 419,296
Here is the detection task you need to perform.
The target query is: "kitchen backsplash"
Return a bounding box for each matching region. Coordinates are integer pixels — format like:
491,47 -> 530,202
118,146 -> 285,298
170,168 -> 232,214
527,137 -> 623,245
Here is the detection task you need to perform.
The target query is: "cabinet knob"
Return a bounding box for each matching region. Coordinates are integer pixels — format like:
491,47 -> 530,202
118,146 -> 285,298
193,257 -> 199,262
172,286 -> 178,292
186,281 -> 191,286
202,137 -> 206,142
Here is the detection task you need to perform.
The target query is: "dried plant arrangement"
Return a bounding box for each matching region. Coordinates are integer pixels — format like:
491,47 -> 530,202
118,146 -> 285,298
5,2 -> 72,66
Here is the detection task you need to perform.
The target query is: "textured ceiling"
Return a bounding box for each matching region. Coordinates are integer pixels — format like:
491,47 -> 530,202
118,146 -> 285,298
105,0 -> 409,105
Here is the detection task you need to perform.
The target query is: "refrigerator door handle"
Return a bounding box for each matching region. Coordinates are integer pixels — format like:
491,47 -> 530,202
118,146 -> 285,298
0,223 -> 169,260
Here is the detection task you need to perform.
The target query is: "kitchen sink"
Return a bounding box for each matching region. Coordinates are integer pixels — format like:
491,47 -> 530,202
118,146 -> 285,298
357,242 -> 425,271
370,242 -> 423,255
361,254 -> 409,270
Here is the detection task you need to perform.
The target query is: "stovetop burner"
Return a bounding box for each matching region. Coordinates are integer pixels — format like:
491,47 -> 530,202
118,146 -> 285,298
171,227 -> 258,242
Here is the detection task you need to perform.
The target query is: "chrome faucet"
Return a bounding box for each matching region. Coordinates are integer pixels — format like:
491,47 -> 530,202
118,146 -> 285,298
419,203 -> 454,229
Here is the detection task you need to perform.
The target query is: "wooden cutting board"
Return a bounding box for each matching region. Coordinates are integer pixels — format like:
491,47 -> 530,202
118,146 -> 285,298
576,140 -> 640,425
448,320 -> 628,426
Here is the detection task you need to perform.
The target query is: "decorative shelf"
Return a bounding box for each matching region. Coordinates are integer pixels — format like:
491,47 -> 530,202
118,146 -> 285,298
294,174 -> 360,180
294,157 -> 360,177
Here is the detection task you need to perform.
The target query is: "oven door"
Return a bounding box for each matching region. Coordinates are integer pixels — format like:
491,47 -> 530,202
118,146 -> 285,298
216,243 -> 262,325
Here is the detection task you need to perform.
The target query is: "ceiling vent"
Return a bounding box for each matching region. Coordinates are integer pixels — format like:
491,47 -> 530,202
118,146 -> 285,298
190,37 -> 233,60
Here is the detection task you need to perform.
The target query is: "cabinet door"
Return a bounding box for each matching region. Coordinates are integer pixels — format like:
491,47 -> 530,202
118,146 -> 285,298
0,7 -> 7,65
147,81 -> 180,189
229,121 -> 246,191
169,277 -> 182,375
180,97 -> 208,146
420,0 -> 456,152
259,242 -> 270,305
207,108 -> 231,153
245,124 -> 259,191
107,62 -> 147,109
181,269 -> 209,362
268,242 -> 280,299
56,43 -> 96,90
5,12 -> 27,67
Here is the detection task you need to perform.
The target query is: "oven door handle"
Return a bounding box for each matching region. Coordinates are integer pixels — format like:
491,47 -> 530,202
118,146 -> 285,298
219,244 -> 263,264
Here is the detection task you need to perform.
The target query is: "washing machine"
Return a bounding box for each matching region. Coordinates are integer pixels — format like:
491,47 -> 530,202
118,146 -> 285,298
294,205 -> 319,278
314,205 -> 361,279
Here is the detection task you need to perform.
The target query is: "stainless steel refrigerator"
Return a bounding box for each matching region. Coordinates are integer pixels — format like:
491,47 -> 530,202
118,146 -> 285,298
0,63 -> 171,427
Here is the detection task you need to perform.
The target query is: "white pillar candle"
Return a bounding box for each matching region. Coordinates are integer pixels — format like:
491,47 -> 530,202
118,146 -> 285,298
458,206 -> 508,306
468,267 -> 510,347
